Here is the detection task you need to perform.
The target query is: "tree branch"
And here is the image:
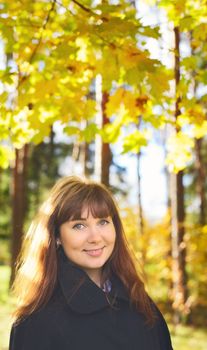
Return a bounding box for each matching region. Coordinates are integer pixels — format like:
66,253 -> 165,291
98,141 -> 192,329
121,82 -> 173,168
71,0 -> 92,14
18,0 -> 57,88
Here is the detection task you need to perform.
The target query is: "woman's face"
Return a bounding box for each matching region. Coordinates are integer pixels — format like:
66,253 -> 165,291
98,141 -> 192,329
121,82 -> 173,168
59,207 -> 116,284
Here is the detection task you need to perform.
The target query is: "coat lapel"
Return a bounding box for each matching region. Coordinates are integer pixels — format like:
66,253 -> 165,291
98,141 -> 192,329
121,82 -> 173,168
57,248 -> 129,314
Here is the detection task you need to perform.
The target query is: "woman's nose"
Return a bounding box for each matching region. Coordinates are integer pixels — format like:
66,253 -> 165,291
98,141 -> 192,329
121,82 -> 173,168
87,226 -> 101,242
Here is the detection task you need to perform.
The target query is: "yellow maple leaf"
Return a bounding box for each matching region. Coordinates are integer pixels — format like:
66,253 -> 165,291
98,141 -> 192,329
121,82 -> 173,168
166,132 -> 194,173
118,42 -> 147,69
192,121 -> 207,139
106,88 -> 141,120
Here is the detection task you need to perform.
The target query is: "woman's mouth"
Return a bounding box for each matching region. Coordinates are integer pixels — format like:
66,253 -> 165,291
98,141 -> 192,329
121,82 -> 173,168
83,247 -> 105,257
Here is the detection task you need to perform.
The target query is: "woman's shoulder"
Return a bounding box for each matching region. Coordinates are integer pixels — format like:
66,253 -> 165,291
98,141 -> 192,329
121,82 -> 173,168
149,300 -> 173,350
11,303 -> 56,339
10,288 -> 66,349
14,287 -> 65,328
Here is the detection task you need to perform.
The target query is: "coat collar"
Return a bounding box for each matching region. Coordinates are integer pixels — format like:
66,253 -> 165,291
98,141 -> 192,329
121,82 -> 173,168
57,248 -> 129,314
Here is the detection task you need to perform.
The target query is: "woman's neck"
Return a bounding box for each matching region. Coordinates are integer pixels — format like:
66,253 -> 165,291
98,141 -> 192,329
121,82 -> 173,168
83,268 -> 102,287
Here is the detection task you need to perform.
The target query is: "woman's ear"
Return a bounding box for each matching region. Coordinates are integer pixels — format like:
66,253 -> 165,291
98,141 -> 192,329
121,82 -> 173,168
56,238 -> 61,247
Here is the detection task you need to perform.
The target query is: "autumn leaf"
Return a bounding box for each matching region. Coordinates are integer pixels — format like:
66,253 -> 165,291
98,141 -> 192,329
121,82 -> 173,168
0,145 -> 14,169
122,129 -> 150,154
166,132 -> 194,173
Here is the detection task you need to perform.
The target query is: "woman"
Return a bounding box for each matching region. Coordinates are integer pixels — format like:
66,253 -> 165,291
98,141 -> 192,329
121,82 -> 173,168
9,176 -> 173,350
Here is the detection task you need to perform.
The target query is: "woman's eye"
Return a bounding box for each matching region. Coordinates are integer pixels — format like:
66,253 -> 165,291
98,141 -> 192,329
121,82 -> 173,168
99,219 -> 109,226
73,223 -> 85,230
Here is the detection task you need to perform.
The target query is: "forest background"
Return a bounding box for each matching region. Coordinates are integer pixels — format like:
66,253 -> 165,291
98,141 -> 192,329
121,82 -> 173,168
0,0 -> 207,349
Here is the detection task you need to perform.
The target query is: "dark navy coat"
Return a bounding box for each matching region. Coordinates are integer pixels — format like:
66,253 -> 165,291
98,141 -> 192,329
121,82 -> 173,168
9,250 -> 173,350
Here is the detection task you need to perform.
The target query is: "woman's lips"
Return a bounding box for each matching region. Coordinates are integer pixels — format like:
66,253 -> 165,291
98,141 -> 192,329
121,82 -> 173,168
83,247 -> 105,257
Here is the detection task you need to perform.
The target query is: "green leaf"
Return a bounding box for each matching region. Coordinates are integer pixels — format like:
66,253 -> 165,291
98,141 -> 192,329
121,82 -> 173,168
122,129 -> 149,154
81,123 -> 100,143
64,126 -> 80,136
138,25 -> 160,39
0,145 -> 14,169
101,122 -> 121,144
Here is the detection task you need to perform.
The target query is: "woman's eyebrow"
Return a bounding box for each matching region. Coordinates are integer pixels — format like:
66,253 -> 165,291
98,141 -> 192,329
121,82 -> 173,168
70,218 -> 87,222
70,216 -> 110,222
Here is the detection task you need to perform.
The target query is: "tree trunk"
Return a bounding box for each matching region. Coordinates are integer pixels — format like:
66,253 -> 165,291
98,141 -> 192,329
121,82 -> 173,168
80,141 -> 90,177
10,144 -> 29,285
101,91 -> 112,187
170,171 -> 188,323
170,26 -> 188,324
189,32 -> 206,226
95,76 -> 112,187
195,138 -> 206,225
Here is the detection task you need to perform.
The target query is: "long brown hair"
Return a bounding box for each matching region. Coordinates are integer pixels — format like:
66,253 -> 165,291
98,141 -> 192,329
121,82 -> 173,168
12,176 -> 156,324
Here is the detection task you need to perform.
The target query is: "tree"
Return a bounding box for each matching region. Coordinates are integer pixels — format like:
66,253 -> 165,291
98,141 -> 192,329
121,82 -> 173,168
1,1 -> 207,315
10,145 -> 29,285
